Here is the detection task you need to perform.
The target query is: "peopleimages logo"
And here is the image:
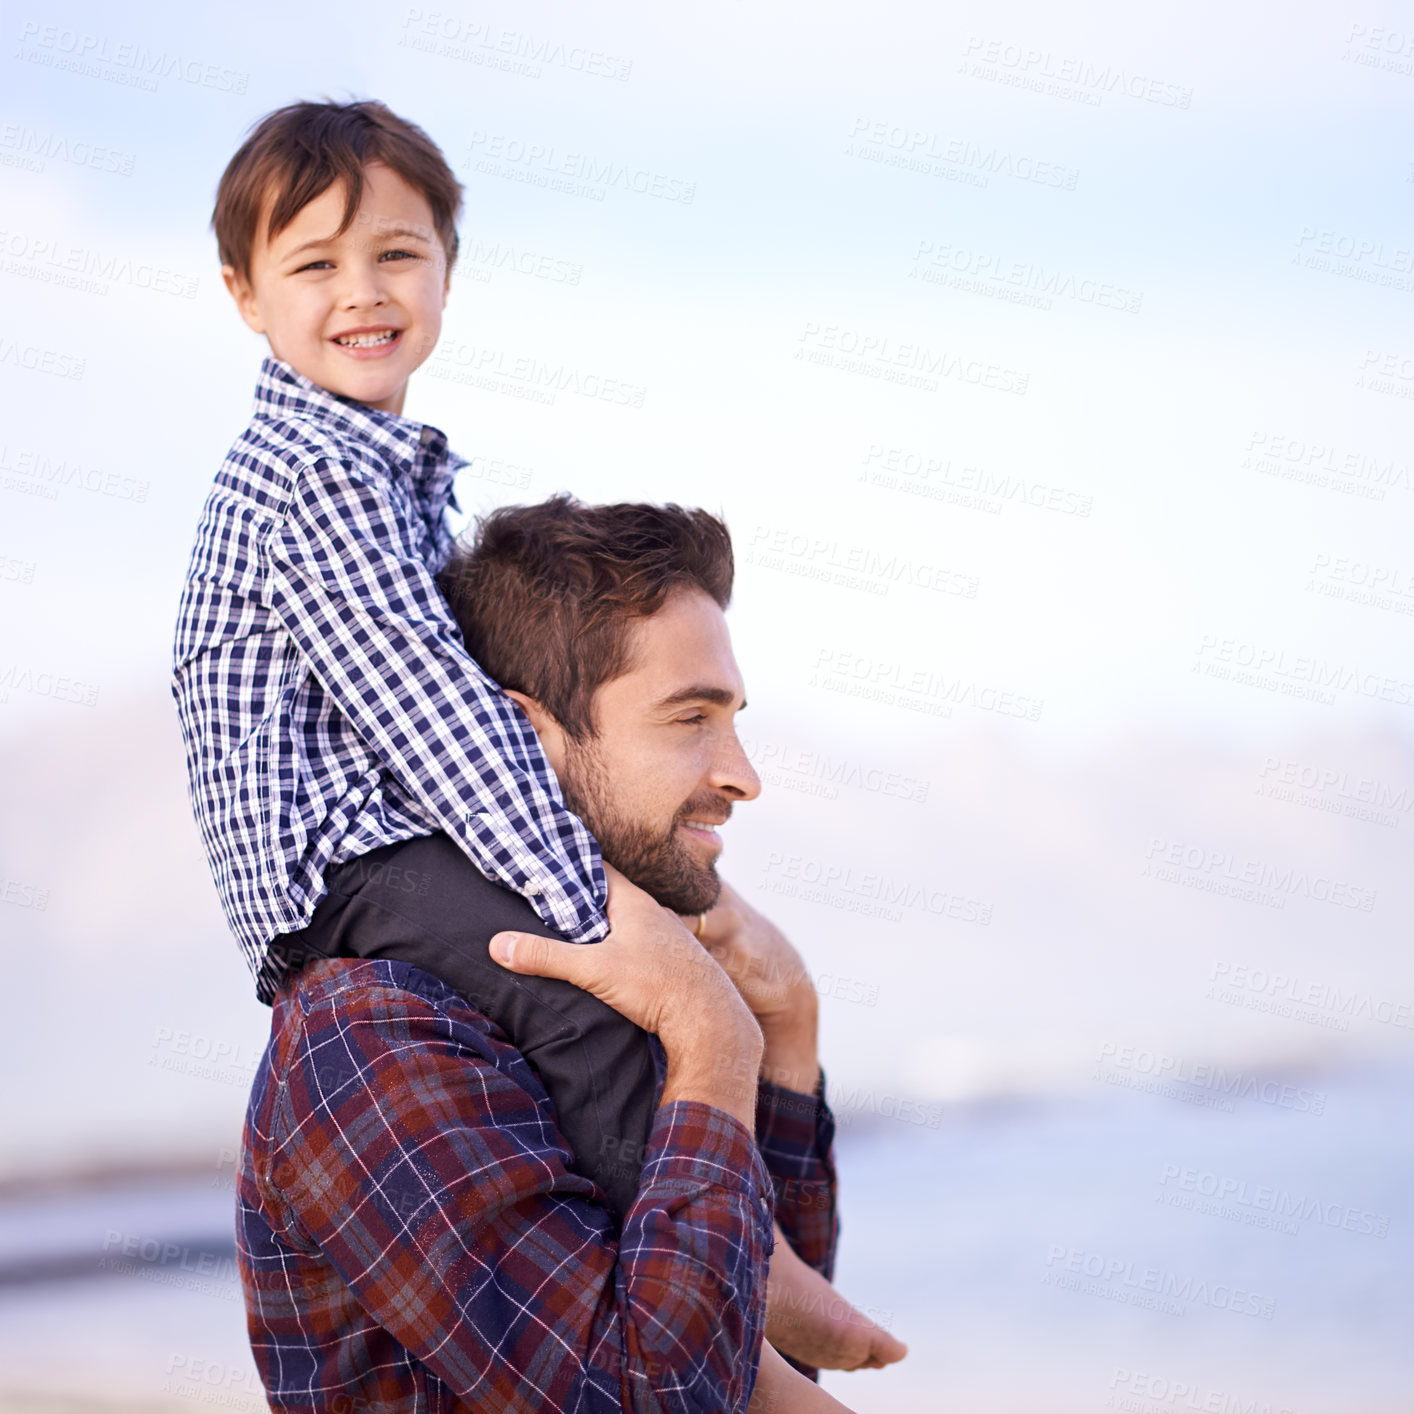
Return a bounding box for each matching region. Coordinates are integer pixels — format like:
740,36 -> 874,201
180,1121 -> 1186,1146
1095,1041 -> 1326,1115
1107,1367 -> 1296,1414
1142,837 -> 1376,912
16,21 -> 249,93
1043,1246 -> 1274,1319
1208,959 -> 1413,1031
739,735 -> 930,805
844,117 -> 1081,190
761,850 -> 993,926
745,524 -> 980,599
959,37 -> 1193,108
1157,1163 -> 1388,1237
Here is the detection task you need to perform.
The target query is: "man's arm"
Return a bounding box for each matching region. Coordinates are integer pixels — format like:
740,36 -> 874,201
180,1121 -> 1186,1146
265,453 -> 607,940
758,1076 -> 839,1281
268,971 -> 771,1412
690,882 -> 837,1269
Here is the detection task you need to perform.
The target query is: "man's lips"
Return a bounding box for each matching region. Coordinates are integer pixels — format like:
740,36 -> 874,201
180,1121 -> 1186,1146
329,326 -> 403,359
678,815 -> 728,851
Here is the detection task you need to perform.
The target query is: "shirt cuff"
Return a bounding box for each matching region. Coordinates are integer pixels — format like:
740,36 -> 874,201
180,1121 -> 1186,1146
636,1100 -> 773,1226
755,1071 -> 836,1180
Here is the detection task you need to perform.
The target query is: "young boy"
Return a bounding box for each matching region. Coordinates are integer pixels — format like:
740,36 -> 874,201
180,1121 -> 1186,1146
172,99 -> 902,1398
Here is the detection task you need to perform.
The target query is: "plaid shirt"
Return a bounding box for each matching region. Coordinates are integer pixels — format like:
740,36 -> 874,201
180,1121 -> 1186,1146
172,357 -> 607,1001
238,958 -> 839,1412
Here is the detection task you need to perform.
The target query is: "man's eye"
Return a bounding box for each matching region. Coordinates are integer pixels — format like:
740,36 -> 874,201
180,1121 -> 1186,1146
677,713 -> 707,725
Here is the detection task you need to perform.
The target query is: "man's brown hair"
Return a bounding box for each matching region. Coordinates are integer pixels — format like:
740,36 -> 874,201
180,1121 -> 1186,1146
212,99 -> 463,281
439,496 -> 735,742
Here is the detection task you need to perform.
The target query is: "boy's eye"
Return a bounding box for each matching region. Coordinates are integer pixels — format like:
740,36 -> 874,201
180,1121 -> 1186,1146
380,249 -> 419,262
295,260 -> 333,272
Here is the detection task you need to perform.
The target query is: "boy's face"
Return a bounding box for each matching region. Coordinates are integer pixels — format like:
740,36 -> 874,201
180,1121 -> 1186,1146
223,162 -> 449,415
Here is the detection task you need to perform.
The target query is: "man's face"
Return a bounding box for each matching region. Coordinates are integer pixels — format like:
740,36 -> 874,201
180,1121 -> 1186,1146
222,161 -> 449,416
552,589 -> 761,914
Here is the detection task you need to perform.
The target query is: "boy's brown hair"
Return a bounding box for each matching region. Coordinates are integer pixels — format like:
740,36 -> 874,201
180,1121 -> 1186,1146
438,496 -> 735,742
213,99 -> 462,281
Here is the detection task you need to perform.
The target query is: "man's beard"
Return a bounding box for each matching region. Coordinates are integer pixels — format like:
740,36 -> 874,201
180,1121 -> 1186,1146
559,744 -> 727,915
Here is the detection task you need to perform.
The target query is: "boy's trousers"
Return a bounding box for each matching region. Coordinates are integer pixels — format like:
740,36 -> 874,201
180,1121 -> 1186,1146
277,832 -> 659,1226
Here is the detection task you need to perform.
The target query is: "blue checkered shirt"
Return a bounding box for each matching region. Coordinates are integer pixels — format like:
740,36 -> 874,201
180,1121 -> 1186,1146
172,356 -> 608,1001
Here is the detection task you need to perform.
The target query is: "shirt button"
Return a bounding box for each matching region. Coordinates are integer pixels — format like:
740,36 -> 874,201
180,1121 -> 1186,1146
523,881 -> 542,896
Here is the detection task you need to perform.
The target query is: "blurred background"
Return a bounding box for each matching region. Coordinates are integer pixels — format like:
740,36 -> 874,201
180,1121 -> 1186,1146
1,0 -> 1410,1409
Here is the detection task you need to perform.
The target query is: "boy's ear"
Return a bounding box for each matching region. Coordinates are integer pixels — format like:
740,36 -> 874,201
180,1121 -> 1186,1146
221,264 -> 267,335
503,689 -> 567,777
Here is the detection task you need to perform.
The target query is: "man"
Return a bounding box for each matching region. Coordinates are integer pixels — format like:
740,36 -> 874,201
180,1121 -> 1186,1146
235,498 -> 886,1411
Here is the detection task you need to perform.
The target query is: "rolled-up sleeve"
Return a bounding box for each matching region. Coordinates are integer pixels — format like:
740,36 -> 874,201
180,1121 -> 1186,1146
755,1074 -> 839,1282
259,973 -> 772,1412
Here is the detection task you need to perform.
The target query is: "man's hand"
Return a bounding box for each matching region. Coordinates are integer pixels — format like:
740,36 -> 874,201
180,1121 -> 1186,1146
491,865 -> 763,1127
686,882 -> 820,1096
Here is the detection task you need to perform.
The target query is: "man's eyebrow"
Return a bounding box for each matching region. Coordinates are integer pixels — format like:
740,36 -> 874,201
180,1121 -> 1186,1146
654,686 -> 745,711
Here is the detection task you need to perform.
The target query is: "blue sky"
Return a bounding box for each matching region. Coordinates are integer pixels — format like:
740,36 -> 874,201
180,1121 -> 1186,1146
4,0 -> 1413,743
3,0 -> 1412,1142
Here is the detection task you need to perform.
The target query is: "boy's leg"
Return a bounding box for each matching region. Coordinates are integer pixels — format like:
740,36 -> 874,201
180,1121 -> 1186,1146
280,833 -> 659,1225
766,1222 -> 908,1374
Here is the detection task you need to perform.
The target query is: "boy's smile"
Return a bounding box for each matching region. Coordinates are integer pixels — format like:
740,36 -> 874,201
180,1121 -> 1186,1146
222,162 -> 449,415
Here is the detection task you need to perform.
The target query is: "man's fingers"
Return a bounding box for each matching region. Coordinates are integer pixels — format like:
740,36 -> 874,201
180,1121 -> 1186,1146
490,930 -> 582,983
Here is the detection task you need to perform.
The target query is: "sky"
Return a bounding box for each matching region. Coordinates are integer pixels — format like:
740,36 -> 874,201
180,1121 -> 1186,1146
2,0 -> 1411,1165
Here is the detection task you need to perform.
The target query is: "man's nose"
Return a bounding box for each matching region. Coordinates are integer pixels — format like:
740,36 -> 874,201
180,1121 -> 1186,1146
712,729 -> 761,802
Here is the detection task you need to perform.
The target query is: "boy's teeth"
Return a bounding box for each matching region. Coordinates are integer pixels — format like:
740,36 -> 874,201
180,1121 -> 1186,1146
336,330 -> 397,347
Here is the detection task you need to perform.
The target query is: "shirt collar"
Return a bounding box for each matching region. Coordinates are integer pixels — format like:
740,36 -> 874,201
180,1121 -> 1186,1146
252,356 -> 465,509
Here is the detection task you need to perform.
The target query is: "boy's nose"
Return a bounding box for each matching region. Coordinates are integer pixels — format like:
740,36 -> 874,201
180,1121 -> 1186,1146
337,260 -> 388,309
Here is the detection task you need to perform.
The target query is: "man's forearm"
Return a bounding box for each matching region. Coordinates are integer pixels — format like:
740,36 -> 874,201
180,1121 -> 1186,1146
661,1015 -> 765,1130
758,991 -> 821,1096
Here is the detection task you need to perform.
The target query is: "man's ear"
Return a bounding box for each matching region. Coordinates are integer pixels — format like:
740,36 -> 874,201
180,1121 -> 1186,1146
222,264 -> 267,335
503,690 -> 568,777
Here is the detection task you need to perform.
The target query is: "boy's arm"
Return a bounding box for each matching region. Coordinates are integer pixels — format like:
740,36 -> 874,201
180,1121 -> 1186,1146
265,453 -> 607,941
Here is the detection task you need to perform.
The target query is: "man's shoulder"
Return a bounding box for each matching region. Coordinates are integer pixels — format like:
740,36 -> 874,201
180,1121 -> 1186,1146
261,959 -> 507,1111
278,955 -> 472,1023
258,958 -> 552,1157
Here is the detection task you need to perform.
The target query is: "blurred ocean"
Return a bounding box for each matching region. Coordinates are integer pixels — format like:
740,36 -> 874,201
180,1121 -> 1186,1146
1,1053 -> 1407,1412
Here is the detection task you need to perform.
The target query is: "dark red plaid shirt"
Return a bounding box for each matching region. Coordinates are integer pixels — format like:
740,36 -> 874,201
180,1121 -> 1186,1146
237,958 -> 838,1412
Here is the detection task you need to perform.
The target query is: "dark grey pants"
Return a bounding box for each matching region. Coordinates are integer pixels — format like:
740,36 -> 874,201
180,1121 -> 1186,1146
280,832 -> 659,1226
